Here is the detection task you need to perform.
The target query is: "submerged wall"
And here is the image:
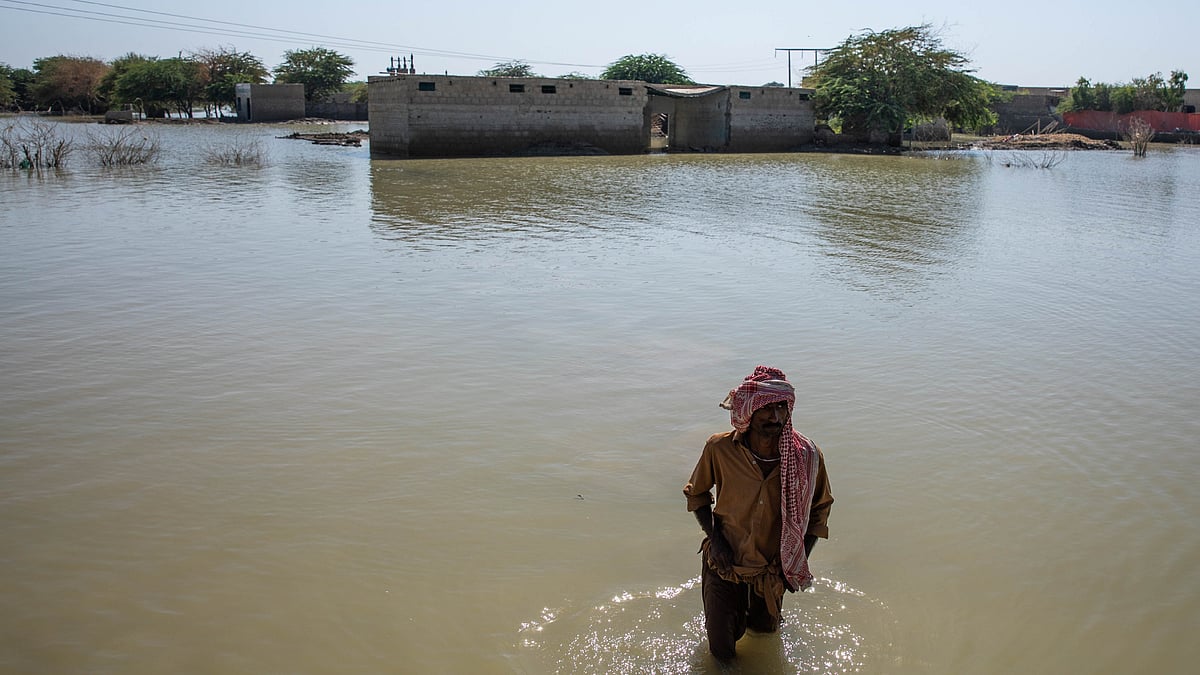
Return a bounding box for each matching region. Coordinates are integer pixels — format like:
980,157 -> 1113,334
235,83 -> 305,122
668,93 -> 728,151
725,86 -> 814,152
369,75 -> 649,158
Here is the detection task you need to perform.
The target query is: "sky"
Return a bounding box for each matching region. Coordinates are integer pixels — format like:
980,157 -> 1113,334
1,0 -> 1196,88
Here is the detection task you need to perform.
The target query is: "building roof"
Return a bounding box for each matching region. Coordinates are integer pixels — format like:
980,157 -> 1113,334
645,84 -> 727,98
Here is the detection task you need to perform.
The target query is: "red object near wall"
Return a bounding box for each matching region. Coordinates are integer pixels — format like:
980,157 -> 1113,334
1063,110 -> 1200,133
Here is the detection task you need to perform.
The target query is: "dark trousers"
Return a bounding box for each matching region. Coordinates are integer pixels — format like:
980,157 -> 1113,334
701,559 -> 780,660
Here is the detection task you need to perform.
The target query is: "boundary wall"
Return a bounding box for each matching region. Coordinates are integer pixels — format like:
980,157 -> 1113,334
726,86 -> 814,152
369,76 -> 648,158
235,83 -> 305,122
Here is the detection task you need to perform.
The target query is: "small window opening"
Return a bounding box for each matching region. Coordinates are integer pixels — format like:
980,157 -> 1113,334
418,81 -> 436,91
739,91 -> 752,100
541,85 -> 557,94
618,87 -> 633,96
509,84 -> 525,93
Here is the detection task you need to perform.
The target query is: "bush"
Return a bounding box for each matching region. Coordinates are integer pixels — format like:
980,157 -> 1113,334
1,119 -> 73,172
1122,117 -> 1155,157
86,126 -> 160,166
202,135 -> 266,167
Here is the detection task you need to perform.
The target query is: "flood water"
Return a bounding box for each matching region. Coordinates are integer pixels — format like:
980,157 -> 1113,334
2,119 -> 1198,674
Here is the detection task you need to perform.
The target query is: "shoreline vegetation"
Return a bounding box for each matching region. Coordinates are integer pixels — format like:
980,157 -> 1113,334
1,112 -> 1190,168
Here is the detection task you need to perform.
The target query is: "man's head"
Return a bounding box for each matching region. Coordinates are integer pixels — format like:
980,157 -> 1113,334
719,365 -> 796,434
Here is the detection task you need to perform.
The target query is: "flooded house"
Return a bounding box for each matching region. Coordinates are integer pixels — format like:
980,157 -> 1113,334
367,75 -> 815,158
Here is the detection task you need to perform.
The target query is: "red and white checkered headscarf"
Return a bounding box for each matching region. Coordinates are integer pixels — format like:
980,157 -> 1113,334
721,365 -> 820,591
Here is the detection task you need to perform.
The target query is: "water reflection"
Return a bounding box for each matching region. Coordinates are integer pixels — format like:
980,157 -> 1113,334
368,152 -> 986,301
800,154 -> 986,295
368,156 -> 663,250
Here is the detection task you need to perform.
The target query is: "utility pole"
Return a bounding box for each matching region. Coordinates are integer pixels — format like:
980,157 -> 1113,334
774,48 -> 830,88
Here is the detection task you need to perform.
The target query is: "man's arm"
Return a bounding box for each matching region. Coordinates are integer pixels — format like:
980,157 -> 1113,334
806,449 -> 834,552
692,504 -> 733,574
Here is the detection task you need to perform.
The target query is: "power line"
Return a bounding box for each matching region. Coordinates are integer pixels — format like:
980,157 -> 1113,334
774,47 -> 830,87
0,0 -> 606,69
1,0 -> 792,80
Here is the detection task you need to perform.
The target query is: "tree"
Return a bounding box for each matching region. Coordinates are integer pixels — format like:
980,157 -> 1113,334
31,55 -> 110,114
1059,77 -> 1095,112
342,80 -> 368,103
601,54 -> 693,84
808,25 -> 997,144
1,65 -> 35,110
0,65 -> 15,110
114,57 -> 206,118
557,71 -> 594,80
1159,70 -> 1188,112
97,53 -> 152,110
193,47 -> 269,117
274,47 -> 354,102
1061,70 -> 1188,113
478,61 -> 537,77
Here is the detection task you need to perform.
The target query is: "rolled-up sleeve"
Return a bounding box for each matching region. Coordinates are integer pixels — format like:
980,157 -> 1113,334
683,437 -> 718,512
806,448 -> 834,538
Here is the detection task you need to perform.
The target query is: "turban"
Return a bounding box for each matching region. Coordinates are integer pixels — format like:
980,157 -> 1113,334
720,365 -> 819,592
719,365 -> 795,432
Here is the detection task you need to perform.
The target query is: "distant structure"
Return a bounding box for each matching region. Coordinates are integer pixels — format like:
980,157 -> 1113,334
367,75 -> 815,158
383,55 -> 417,76
235,83 -> 305,122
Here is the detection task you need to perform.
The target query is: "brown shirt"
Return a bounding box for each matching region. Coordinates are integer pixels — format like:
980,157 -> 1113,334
684,430 -> 833,571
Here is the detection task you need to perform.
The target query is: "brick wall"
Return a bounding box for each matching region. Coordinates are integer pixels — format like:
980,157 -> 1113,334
368,76 -> 648,157
235,83 -> 305,122
726,86 -> 815,152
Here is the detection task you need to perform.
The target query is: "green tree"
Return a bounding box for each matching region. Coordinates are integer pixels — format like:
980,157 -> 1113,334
0,65 -> 15,109
98,53 -> 153,109
193,47 -> 269,116
343,80 -> 368,103
3,66 -> 35,110
1059,77 -> 1095,112
114,57 -> 206,118
1111,84 -> 1138,114
808,25 -> 997,144
31,55 -> 110,114
478,61 -> 537,77
1092,82 -> 1113,111
601,54 -> 693,84
1061,70 -> 1188,113
1161,70 -> 1188,112
557,71 -> 594,80
274,47 -> 355,102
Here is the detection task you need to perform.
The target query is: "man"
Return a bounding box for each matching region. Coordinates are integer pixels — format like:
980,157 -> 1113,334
683,365 -> 834,660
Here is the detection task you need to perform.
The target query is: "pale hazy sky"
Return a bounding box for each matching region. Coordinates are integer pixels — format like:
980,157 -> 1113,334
1,0 -> 1195,88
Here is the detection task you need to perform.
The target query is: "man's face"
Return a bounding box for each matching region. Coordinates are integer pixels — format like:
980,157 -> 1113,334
749,399 -> 791,439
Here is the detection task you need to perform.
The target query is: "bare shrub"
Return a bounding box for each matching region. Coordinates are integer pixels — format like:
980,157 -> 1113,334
1,120 -> 74,173
1122,117 -> 1155,157
85,126 -> 161,166
202,135 -> 267,167
983,149 -> 1067,169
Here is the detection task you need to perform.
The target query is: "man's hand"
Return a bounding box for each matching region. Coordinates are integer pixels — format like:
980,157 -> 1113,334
707,530 -> 734,575
693,505 -> 735,575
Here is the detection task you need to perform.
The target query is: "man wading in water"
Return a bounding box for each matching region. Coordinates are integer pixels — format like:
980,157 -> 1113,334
683,366 -> 834,660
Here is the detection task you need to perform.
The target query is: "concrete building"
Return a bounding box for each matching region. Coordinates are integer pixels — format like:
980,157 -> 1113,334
646,84 -> 814,153
235,83 -> 305,122
367,75 -> 815,158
